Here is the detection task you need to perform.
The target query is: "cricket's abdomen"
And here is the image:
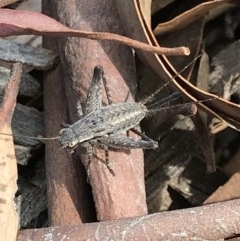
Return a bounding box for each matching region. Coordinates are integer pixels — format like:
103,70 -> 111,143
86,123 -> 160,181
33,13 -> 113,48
71,102 -> 147,142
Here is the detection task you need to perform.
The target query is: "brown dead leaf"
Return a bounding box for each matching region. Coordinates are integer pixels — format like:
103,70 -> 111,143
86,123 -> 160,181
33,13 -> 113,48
116,0 -> 240,131
157,18 -> 205,80
153,0 -> 236,36
0,8 -> 189,56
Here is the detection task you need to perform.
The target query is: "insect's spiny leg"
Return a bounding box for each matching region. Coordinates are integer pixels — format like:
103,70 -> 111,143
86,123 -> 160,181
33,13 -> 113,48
85,66 -> 103,114
96,141 -> 115,175
86,143 -> 94,181
130,128 -> 153,141
103,145 -> 115,176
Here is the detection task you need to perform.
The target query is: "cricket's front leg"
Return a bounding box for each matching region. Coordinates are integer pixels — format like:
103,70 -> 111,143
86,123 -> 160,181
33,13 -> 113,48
82,140 -> 115,177
97,136 -> 158,150
82,142 -> 94,180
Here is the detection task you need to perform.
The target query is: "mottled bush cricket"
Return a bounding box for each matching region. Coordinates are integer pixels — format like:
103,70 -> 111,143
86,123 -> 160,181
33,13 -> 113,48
0,59 -> 200,175
56,64 -> 199,175
58,65 -> 160,175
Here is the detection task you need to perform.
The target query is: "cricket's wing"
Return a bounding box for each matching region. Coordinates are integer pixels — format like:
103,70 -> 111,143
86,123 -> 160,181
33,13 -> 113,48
70,102 -> 147,143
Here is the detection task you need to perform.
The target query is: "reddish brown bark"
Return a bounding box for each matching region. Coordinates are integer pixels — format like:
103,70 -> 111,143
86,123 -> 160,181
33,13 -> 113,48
42,0 -> 147,223
42,3 -> 94,226
17,199 -> 240,241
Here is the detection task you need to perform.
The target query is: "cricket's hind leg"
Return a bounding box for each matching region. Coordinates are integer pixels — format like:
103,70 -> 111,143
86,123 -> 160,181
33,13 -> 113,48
98,135 -> 158,150
130,128 -> 159,149
80,65 -> 113,115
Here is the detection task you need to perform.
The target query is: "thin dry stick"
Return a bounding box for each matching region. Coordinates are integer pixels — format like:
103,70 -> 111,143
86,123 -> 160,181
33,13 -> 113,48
17,198 -> 240,241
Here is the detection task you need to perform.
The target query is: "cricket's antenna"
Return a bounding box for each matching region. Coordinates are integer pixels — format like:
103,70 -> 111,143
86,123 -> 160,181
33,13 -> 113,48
141,52 -> 203,105
146,92 -> 182,110
146,97 -> 218,117
0,132 -> 59,141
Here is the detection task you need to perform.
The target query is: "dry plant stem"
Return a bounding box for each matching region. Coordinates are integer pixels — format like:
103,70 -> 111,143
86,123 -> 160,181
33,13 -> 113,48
43,4 -> 95,225
55,31 -> 189,56
0,9 -> 189,56
44,0 -> 148,221
0,63 -> 22,241
17,198 -> 240,241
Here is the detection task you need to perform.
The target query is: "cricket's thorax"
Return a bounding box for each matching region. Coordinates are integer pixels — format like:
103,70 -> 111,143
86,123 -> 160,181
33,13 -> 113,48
58,102 -> 147,146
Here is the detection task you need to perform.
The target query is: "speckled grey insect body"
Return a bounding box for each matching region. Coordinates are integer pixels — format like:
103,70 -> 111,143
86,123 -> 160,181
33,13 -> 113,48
58,66 -> 158,174
58,102 -> 149,148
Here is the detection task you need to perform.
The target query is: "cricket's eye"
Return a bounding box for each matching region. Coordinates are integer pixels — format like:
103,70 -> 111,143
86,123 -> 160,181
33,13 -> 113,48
68,140 -> 78,148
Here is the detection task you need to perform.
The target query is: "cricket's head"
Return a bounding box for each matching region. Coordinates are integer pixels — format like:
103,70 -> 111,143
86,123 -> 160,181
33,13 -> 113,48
58,128 -> 78,149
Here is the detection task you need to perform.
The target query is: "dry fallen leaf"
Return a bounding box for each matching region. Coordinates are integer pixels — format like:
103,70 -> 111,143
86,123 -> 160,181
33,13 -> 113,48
115,0 -> 240,131
153,0 -> 236,36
